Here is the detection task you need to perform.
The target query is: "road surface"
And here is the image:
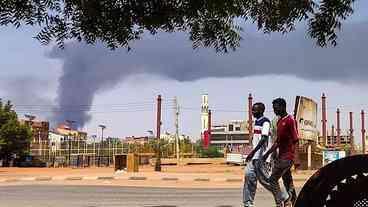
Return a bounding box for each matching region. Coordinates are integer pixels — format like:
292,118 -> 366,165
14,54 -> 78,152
0,185 -> 300,207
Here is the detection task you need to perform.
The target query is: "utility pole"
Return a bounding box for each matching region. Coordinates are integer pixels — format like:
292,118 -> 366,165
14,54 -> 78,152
208,109 -> 212,147
174,97 -> 180,163
67,133 -> 72,167
108,137 -> 111,166
349,112 -> 355,155
155,95 -> 162,172
361,110 -> 366,154
248,94 -> 253,144
92,135 -> 96,166
331,125 -> 335,145
336,108 -> 341,146
321,93 -> 327,146
38,131 -> 42,157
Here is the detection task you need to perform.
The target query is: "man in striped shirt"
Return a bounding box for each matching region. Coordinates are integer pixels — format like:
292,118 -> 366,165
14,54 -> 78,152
243,102 -> 287,207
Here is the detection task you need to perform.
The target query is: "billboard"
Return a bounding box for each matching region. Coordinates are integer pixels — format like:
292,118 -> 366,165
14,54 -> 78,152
294,96 -> 318,142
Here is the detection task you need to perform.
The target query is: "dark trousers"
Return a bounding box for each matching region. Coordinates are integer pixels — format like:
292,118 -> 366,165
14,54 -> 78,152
244,159 -> 288,206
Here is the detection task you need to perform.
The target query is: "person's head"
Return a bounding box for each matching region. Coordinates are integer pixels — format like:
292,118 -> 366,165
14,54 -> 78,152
272,98 -> 287,116
252,102 -> 265,119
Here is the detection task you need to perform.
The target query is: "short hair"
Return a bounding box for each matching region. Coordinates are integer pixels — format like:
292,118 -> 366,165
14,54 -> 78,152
253,102 -> 265,112
272,98 -> 287,108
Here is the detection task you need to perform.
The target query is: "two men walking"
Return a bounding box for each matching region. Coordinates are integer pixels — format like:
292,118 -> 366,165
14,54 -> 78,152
243,98 -> 298,207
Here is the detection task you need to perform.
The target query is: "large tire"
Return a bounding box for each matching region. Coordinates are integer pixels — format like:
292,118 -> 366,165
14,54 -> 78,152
295,155 -> 368,207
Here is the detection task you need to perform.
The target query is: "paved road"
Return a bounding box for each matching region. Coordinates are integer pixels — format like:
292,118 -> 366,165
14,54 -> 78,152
0,185 -> 300,207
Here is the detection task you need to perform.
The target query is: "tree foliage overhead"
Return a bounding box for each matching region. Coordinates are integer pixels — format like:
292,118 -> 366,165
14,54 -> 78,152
0,0 -> 355,52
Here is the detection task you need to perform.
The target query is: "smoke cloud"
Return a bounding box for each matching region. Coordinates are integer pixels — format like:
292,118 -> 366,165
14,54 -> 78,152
0,76 -> 55,121
48,21 -> 368,128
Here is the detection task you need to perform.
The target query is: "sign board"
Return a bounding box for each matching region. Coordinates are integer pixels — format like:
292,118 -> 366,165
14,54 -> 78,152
226,153 -> 246,165
322,150 -> 346,166
294,96 -> 318,142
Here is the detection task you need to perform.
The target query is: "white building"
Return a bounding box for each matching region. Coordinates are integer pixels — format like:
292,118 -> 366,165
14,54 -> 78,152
210,120 -> 251,153
199,94 -> 251,153
49,131 -> 66,151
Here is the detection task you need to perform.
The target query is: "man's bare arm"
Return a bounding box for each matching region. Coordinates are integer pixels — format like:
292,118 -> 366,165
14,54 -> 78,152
262,141 -> 279,161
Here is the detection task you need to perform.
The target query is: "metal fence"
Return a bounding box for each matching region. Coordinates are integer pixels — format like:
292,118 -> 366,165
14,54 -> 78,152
29,140 -> 195,167
30,140 -> 133,167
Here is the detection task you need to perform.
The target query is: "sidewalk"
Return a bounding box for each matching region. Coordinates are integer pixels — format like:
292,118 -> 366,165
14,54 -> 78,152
0,164 -> 316,188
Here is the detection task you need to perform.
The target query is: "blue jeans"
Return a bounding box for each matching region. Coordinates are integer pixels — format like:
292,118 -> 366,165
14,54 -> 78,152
243,159 -> 288,206
243,160 -> 257,207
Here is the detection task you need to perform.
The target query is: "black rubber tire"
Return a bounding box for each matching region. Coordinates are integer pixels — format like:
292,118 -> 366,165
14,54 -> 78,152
295,155 -> 368,207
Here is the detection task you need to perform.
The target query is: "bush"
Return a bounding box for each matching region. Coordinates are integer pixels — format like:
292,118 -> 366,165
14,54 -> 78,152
194,139 -> 223,158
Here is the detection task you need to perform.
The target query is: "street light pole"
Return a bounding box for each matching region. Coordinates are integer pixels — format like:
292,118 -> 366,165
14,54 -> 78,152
68,133 -> 71,166
108,137 -> 111,166
92,135 -> 96,166
98,125 -> 106,167
66,120 -> 76,167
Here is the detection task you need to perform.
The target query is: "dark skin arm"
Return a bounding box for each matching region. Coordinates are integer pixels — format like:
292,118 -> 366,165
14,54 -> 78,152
246,135 -> 268,162
262,140 -> 280,162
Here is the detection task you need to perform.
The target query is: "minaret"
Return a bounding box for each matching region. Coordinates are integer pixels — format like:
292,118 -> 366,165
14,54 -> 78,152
201,94 -> 209,134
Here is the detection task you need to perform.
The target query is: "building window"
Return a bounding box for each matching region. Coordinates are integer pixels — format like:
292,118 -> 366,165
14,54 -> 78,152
228,124 -> 233,131
235,126 -> 241,131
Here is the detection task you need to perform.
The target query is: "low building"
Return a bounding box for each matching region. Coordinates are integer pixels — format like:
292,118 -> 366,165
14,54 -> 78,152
20,119 -> 49,142
210,120 -> 251,153
56,124 -> 87,141
19,119 -> 50,158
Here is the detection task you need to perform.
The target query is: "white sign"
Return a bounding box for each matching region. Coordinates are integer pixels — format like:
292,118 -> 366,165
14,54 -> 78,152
322,150 -> 346,166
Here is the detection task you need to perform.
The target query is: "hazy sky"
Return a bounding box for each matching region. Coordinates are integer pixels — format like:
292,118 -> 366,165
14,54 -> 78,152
1,1 -> 368,145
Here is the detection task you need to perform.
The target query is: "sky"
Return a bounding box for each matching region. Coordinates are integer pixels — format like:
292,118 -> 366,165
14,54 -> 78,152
1,1 -> 368,145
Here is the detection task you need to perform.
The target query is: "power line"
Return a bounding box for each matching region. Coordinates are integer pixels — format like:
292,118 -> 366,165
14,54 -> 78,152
14,100 -> 155,107
13,98 -> 175,108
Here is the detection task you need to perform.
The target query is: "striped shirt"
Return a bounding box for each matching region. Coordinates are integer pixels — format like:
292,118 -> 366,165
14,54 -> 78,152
252,116 -> 272,160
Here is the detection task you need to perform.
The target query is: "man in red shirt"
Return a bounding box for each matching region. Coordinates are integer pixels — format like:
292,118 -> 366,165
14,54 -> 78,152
260,98 -> 298,207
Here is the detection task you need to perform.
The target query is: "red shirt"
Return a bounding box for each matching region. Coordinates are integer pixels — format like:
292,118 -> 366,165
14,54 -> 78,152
276,115 -> 299,160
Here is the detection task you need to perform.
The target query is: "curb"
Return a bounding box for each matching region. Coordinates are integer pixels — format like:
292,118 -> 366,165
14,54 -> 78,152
129,176 -> 147,181
97,176 -> 115,180
194,178 -> 210,182
5,178 -> 19,182
35,177 -> 52,181
65,177 -> 83,181
161,177 -> 179,181
0,175 -> 308,184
